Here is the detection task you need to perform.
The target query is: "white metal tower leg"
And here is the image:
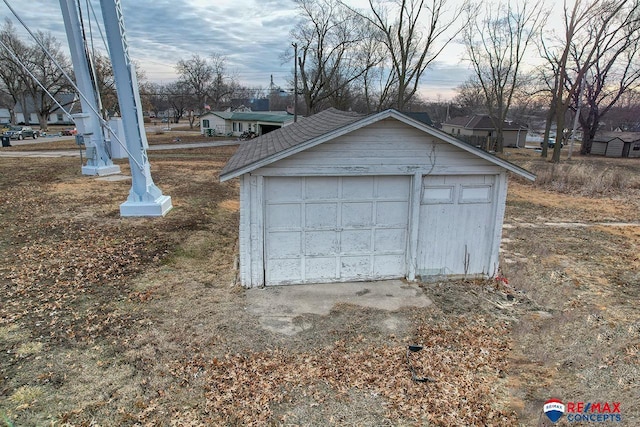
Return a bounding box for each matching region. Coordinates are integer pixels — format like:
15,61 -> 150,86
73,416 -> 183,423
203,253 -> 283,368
59,0 -> 120,176
100,0 -> 172,217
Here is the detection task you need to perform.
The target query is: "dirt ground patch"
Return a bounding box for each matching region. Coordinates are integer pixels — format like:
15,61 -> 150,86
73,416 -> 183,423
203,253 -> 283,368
0,145 -> 639,426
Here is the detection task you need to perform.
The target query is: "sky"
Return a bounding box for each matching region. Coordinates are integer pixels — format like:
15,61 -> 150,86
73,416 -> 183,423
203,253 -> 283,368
3,0 -> 559,101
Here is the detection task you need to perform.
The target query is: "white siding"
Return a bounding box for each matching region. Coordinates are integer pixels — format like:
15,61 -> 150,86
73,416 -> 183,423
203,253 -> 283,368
237,118 -> 509,287
200,114 -> 228,135
254,119 -> 502,177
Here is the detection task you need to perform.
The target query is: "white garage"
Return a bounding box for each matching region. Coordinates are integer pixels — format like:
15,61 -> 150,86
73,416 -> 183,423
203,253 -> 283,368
220,108 -> 535,287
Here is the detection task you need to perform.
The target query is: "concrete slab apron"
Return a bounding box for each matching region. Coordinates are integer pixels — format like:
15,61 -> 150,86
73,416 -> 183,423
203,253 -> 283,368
246,280 -> 432,336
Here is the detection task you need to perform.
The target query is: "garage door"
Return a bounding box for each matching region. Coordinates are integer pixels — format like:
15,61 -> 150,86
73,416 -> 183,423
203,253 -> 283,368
417,175 -> 496,276
264,176 -> 411,285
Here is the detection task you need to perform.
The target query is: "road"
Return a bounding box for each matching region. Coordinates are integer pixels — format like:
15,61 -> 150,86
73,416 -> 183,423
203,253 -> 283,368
0,138 -> 239,158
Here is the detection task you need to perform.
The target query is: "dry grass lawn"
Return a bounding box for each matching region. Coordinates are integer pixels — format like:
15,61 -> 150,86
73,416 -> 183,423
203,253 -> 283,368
0,140 -> 638,426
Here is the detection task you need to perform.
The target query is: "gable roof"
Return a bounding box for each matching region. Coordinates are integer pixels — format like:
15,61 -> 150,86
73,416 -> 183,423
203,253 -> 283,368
220,108 -> 536,182
593,131 -> 640,143
14,93 -> 78,114
201,110 -> 293,124
445,114 -> 526,131
402,111 -> 433,126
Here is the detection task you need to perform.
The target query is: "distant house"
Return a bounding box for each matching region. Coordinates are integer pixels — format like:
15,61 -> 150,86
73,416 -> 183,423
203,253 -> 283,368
230,98 -> 270,112
591,131 -> 640,158
402,112 -> 433,127
11,93 -> 78,125
442,114 -> 527,148
200,111 -> 295,137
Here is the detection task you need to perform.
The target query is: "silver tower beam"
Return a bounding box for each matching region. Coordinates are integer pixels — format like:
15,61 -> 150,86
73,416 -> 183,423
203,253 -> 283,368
100,0 -> 172,216
59,0 -> 121,176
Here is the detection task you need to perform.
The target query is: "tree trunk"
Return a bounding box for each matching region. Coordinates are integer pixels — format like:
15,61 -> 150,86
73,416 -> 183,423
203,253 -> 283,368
38,113 -> 48,132
552,107 -> 565,163
541,105 -> 555,158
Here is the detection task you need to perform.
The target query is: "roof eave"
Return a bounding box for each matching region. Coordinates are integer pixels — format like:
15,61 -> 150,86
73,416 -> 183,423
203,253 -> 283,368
220,110 -> 396,181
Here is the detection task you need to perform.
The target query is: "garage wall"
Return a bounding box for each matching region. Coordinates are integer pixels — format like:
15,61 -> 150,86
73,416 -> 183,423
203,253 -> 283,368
237,119 -> 508,287
252,119 -> 504,177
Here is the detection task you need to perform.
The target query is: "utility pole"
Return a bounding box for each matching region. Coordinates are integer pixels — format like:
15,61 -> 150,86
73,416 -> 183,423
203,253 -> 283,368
59,0 -> 120,176
100,0 -> 172,216
568,77 -> 585,161
292,42 -> 298,123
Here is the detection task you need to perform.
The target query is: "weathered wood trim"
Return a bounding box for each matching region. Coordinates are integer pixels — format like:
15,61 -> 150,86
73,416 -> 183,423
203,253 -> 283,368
238,174 -> 251,286
248,175 -> 265,287
407,172 -> 422,280
251,165 -> 504,177
489,172 -> 508,277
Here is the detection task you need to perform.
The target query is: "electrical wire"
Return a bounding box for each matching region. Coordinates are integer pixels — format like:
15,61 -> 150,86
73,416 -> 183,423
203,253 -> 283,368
0,38 -> 74,122
1,0 -> 145,172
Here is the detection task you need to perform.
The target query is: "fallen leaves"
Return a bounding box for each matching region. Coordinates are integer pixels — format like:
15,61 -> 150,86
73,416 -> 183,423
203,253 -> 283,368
163,316 -> 517,426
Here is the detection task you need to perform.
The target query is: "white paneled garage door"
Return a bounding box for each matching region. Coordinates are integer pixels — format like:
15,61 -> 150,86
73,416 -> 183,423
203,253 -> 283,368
417,175 -> 497,276
264,176 -> 411,285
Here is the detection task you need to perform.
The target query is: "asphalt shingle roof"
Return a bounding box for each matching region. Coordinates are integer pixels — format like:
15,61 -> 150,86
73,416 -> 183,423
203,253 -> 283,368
445,114 -> 525,130
219,108 -> 536,182
220,108 -> 363,178
593,131 -> 640,143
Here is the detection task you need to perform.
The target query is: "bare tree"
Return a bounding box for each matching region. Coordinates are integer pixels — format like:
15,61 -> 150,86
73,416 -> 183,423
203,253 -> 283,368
462,0 -> 546,152
359,0 -> 468,111
453,76 -> 491,115
571,0 -> 640,154
176,54 -> 235,126
605,90 -> 640,131
290,0 -> 378,114
542,0 -> 629,163
164,81 -> 193,124
21,31 -> 74,131
0,20 -> 31,125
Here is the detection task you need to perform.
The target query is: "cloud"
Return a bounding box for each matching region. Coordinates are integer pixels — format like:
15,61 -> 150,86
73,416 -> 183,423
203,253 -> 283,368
9,0 -> 469,96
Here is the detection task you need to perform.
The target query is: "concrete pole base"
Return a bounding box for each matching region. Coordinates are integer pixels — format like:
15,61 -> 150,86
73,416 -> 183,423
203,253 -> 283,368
82,164 -> 122,176
120,195 -> 172,217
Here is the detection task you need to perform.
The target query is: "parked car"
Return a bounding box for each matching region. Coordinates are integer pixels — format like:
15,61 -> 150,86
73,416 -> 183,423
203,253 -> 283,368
4,126 -> 39,140
540,138 -> 563,149
60,128 -> 77,136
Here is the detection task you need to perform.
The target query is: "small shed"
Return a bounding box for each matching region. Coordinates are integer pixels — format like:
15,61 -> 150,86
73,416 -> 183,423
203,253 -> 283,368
220,108 -> 535,287
592,131 -> 640,158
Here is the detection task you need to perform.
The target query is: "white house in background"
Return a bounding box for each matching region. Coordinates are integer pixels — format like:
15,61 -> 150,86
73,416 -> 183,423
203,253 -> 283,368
15,94 -> 78,125
200,111 -> 294,137
220,108 -> 536,288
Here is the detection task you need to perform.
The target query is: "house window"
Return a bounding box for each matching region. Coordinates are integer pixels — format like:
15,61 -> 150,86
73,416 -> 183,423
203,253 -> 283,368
233,122 -> 237,132
633,142 -> 640,151
57,113 -> 64,122
202,119 -> 210,128
239,122 -> 244,132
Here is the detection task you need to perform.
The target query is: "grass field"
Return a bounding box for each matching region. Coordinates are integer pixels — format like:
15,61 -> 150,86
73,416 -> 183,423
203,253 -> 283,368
0,139 -> 638,426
